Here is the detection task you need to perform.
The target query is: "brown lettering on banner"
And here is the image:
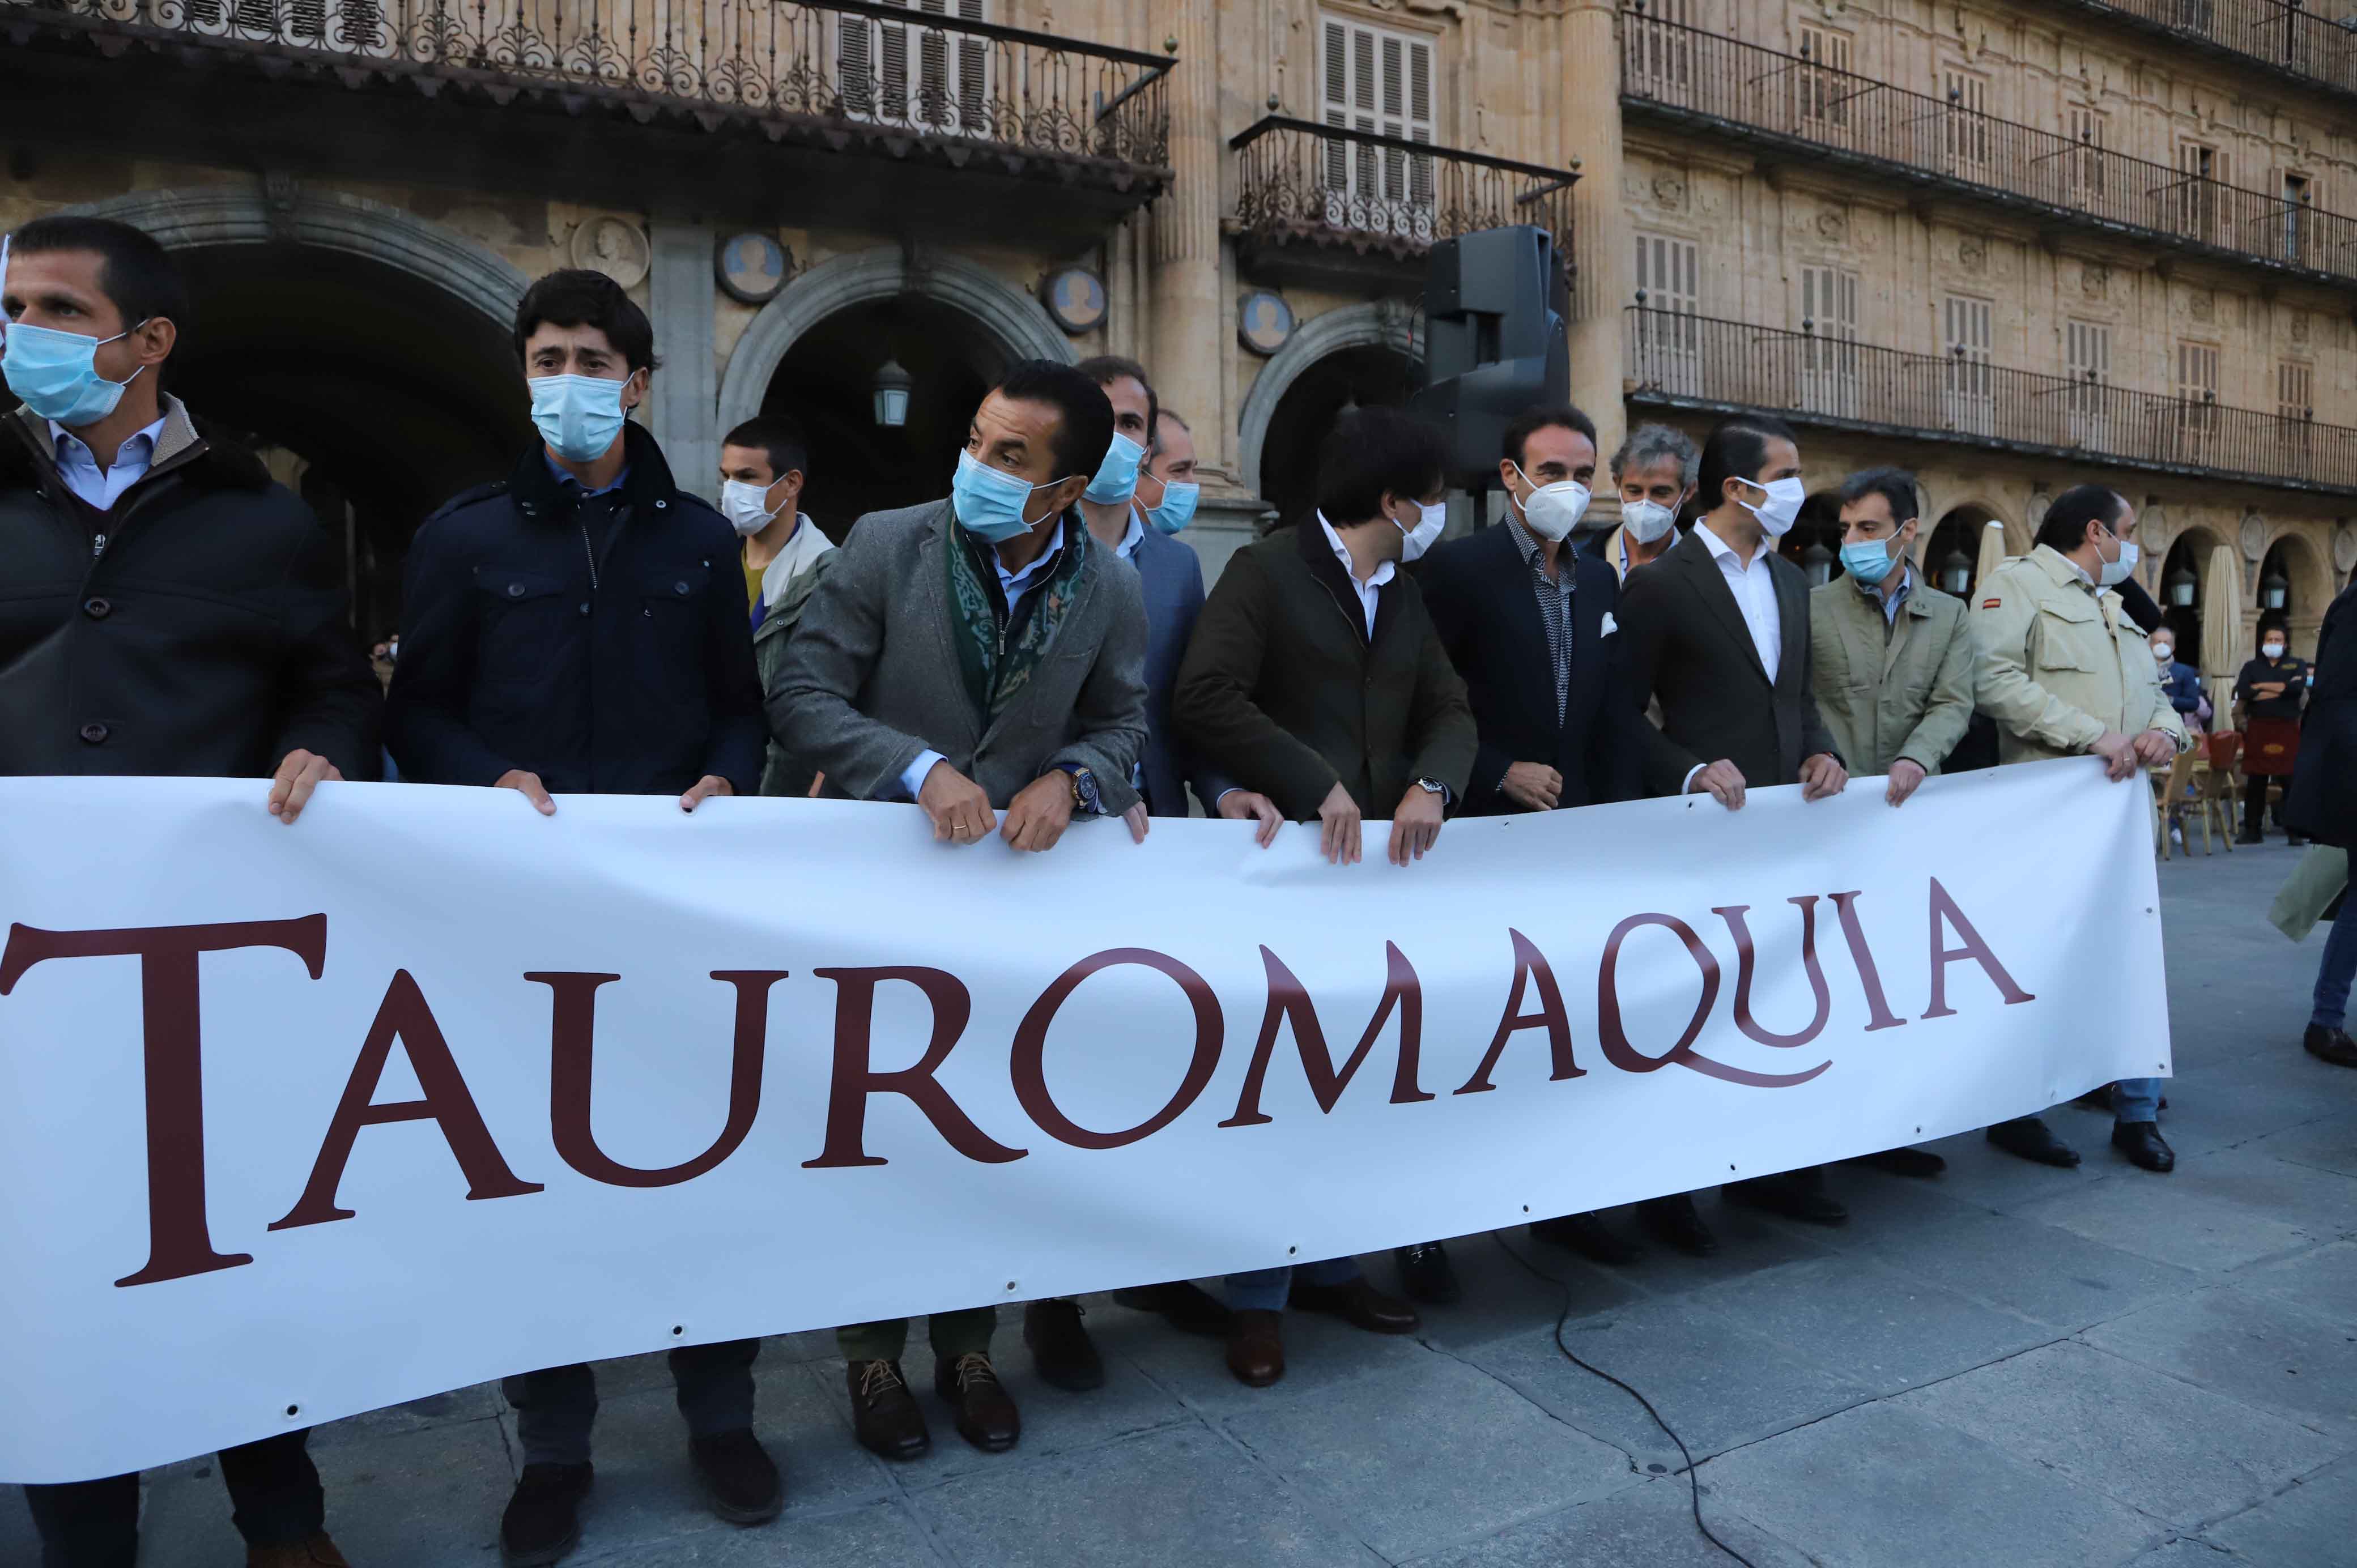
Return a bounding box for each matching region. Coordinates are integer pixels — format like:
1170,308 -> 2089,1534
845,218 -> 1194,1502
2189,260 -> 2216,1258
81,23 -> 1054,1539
1011,948 -> 1223,1149
1924,877 -> 2037,1019
1222,943 -> 1433,1127
534,970 -> 785,1188
1455,928 -> 1583,1094
0,916 -> 327,1287
1827,890 -> 1907,1032
271,969 -> 544,1230
803,966 -> 1026,1168
1713,898 -> 1833,1050
1597,913 -> 1831,1089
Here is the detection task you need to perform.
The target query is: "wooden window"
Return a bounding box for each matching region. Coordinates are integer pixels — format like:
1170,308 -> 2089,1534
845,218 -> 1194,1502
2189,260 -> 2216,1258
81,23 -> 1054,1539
1797,27 -> 1853,127
2065,105 -> 2106,199
1798,265 -> 1859,415
2278,359 -> 2314,421
2176,339 -> 2221,448
1943,294 -> 1994,433
838,0 -> 988,132
1321,13 -> 1436,225
2282,172 -> 2312,264
1623,0 -> 1695,97
2066,320 -> 2112,450
1943,71 -> 1989,170
2177,142 -> 2226,242
1634,234 -> 1702,395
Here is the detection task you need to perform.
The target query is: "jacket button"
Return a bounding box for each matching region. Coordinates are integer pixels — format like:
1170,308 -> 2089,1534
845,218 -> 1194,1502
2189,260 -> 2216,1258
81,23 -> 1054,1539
674,580 -> 690,595
79,722 -> 109,745
83,596 -> 111,620
654,498 -> 667,509
508,583 -> 526,598
578,602 -> 591,616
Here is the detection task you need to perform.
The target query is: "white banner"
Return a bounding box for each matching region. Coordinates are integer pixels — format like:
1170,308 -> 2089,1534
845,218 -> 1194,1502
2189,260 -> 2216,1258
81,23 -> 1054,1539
0,761 -> 2165,1482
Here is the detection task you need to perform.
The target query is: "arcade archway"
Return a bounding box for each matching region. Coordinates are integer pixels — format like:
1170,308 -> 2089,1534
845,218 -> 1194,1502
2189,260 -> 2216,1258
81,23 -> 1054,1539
2258,530 -> 2332,653
1923,502 -> 2006,599
1239,302 -> 1423,530
2156,526 -> 2226,659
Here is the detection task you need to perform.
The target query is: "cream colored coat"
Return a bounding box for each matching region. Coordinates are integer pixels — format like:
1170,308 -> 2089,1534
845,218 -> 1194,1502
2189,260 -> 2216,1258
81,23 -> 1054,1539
1971,544 -> 2187,765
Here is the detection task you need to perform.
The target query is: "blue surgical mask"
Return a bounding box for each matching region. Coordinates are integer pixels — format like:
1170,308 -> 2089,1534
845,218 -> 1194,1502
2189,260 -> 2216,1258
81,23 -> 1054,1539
1840,538 -> 1899,586
2,319 -> 146,427
1145,478 -> 1199,535
529,372 -> 631,463
952,448 -> 1066,544
1084,431 -> 1145,505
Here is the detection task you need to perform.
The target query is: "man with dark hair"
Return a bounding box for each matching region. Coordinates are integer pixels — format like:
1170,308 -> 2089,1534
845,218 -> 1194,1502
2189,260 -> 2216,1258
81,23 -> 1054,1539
774,357 -> 1147,1460
1974,482 -> 2186,1173
1173,404 -> 1473,1386
725,413 -> 835,796
388,267 -> 776,1563
3,215 -> 378,1568
1413,403 -> 1669,1278
1618,414 -> 1850,1246
2232,615 -> 2308,845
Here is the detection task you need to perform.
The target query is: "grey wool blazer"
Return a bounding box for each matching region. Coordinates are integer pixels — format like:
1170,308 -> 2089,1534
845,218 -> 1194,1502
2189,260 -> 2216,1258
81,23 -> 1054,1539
769,497 -> 1150,813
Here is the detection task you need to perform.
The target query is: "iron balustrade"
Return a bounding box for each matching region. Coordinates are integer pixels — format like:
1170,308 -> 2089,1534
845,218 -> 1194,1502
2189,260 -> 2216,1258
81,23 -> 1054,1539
1228,116 -> 1576,275
2057,0 -> 2357,100
1619,10 -> 2357,288
1625,306 -> 2357,495
1,0 -> 1173,179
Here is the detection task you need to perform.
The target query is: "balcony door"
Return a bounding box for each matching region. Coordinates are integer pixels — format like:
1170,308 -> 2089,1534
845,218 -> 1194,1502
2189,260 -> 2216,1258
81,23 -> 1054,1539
2176,143 -> 2226,245
2278,358 -> 2315,478
1622,0 -> 1695,104
1321,15 -> 1436,240
2172,339 -> 2222,467
1942,294 -> 1994,436
2064,319 -> 2112,455
1798,265 -> 1860,419
837,0 -> 991,137
1942,71 -> 1990,180
1635,235 -> 1702,397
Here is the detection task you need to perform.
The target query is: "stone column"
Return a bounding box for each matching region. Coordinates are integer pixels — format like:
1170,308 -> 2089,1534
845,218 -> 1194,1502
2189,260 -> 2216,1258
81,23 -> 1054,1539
1148,10 -> 1227,479
647,215 -> 720,502
1562,1 -> 1629,476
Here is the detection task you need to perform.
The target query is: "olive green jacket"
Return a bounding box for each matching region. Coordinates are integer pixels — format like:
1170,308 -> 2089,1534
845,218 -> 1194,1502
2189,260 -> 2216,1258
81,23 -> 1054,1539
1809,570 -> 1976,778
1971,544 -> 2186,765
752,552 -> 835,796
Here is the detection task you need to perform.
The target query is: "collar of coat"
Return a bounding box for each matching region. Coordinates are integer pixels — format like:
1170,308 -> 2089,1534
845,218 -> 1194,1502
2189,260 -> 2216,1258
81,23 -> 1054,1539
2,395 -> 271,495
506,418 -> 682,524
1292,513 -> 1404,646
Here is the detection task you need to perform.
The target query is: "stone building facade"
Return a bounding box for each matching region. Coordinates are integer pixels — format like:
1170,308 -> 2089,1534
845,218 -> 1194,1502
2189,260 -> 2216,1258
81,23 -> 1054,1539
3,0 -> 2350,690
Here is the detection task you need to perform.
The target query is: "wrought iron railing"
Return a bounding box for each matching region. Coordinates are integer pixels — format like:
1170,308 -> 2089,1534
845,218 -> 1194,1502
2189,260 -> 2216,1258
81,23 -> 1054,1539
3,0 -> 1173,180
2061,0 -> 2357,99
1626,306 -> 2357,495
1228,117 -> 1576,276
1619,11 -> 2357,288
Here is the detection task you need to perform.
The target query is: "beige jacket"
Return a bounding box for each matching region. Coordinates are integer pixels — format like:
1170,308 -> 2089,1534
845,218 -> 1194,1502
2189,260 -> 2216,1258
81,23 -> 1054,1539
1971,544 -> 2186,765
1809,570 -> 1976,778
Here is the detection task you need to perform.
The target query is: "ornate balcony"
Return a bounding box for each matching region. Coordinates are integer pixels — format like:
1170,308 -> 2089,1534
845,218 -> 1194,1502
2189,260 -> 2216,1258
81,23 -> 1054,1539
0,0 -> 1173,202
1619,11 -> 2357,289
1625,305 -> 2357,496
2054,0 -> 2357,103
1227,116 -> 1576,291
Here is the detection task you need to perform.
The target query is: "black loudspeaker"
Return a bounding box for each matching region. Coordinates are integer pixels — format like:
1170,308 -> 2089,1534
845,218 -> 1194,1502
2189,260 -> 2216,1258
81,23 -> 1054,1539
1409,225 -> 1570,492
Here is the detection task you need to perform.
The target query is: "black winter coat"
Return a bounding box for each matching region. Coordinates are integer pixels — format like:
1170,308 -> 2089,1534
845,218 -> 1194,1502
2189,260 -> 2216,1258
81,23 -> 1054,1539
0,404 -> 380,779
2287,583 -> 2355,846
386,423 -> 765,796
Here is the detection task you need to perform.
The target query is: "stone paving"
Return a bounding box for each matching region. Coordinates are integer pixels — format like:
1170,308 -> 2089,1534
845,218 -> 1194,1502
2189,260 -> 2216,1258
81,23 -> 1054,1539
8,838 -> 2354,1567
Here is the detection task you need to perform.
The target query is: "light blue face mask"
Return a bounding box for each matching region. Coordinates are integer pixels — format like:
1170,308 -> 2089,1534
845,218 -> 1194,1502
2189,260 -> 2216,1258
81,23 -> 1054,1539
1840,538 -> 1900,586
952,448 -> 1067,544
1083,431 -> 1145,505
2,319 -> 146,427
529,372 -> 631,463
1146,477 -> 1199,535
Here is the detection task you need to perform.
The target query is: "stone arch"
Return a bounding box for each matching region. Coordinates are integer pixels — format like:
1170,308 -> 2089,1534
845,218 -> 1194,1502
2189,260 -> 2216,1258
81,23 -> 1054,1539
61,185 -> 528,329
1237,301 -> 1424,500
718,247 -> 1074,434
2261,525 -> 2333,634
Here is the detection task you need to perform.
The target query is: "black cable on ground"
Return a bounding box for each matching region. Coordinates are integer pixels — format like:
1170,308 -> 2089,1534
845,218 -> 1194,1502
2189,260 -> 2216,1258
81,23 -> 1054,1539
1492,1235 -> 1759,1568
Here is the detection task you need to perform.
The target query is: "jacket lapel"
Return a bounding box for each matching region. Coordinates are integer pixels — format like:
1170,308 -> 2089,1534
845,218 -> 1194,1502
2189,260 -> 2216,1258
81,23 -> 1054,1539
1773,554 -> 1808,694
1679,530 -> 1771,687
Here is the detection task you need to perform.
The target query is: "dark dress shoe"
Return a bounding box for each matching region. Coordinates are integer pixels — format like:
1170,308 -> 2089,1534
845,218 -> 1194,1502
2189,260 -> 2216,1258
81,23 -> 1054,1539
248,1536 -> 350,1568
1288,1276 -> 1420,1334
934,1353 -> 1020,1452
688,1429 -> 781,1526
2304,1025 -> 2357,1068
1394,1241 -> 1461,1305
1856,1145 -> 1947,1178
1986,1115 -> 2082,1168
1725,1171 -> 1848,1226
1023,1297 -> 1105,1391
1226,1308 -> 1286,1387
2113,1121 -> 2176,1172
1635,1193 -> 1719,1256
846,1359 -> 930,1461
2073,1085 -> 2116,1111
1113,1280 -> 1234,1336
1531,1211 -> 1643,1266
500,1462 -> 592,1568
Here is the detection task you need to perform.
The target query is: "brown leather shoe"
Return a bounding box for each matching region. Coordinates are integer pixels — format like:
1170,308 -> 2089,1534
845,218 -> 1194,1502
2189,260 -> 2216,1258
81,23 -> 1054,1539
248,1535 -> 350,1567
934,1353 -> 1020,1453
846,1359 -> 930,1461
1226,1308 -> 1286,1387
1287,1276 -> 1419,1334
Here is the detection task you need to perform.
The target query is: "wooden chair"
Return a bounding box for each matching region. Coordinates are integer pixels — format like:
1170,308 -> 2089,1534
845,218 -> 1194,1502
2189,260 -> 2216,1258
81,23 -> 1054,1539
2194,732 -> 2243,854
2154,751 -> 2199,858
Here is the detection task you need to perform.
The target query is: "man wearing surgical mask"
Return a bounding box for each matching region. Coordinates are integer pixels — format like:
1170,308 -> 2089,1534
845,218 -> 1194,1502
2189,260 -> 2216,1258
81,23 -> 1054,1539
723,414 -> 835,796
1597,421 -> 1697,580
388,270 -> 776,1564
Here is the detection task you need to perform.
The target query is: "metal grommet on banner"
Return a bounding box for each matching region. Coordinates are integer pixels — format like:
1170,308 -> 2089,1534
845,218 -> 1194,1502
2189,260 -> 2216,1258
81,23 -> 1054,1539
283,1403 -> 301,1420
1286,1245 -> 1297,1256
670,1324 -> 684,1337
1005,1280 -> 1018,1293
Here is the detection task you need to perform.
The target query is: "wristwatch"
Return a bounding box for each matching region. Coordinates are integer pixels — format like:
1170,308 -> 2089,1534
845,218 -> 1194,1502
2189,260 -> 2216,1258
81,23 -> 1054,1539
1062,764 -> 1103,815
1415,777 -> 1451,805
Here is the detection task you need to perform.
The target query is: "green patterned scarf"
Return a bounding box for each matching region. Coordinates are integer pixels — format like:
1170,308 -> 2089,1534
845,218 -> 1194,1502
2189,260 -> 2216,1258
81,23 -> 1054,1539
946,513 -> 1090,722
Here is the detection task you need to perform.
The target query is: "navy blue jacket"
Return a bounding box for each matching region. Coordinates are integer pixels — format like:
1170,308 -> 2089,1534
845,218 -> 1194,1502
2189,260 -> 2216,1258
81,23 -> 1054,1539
387,423 -> 764,796
1128,525 -> 1237,816
2159,660 -> 2205,718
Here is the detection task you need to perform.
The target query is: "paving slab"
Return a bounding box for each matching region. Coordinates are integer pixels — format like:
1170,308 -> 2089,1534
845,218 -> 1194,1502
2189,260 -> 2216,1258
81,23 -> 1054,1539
912,1425 -> 1384,1568
1469,1296 -> 1872,1470
2244,1110 -> 2357,1179
1912,1120 -> 2126,1214
2011,1146 -> 2356,1273
1405,1475 -> 1814,1567
1857,1208 -> 2205,1331
1691,1255 -> 2052,1396
2083,1285 -> 2357,1440
572,1499 -> 946,1566
2201,1453 -> 2357,1566
2236,1238 -> 2357,1311
1697,1400 -> 2163,1568
2123,1540 -> 2256,1566
1894,1340 -> 2341,1528
1221,1356 -> 1633,1561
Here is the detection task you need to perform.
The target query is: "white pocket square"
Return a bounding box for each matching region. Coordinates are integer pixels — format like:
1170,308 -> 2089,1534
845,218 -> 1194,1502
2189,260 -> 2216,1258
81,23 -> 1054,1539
1599,612 -> 1619,637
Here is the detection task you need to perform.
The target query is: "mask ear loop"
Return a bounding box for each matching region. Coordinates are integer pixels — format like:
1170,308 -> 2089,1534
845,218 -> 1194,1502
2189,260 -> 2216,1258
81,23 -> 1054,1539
0,233 -> 11,351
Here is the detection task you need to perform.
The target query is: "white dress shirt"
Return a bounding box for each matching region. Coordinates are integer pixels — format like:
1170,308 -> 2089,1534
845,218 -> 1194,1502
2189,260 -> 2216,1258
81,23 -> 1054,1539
1318,512 -> 1394,637
901,520 -> 1069,799
1695,515 -> 1782,682
50,416 -> 167,511
1116,510 -> 1145,562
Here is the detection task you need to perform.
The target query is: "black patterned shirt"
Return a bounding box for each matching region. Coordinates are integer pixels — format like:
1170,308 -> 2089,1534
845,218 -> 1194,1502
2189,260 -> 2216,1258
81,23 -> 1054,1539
1506,512 -> 1575,725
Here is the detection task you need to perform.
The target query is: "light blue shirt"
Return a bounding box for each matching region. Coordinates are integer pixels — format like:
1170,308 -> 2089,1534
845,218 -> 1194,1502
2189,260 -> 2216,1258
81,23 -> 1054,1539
545,451 -> 630,496
50,416 -> 166,510
1857,563 -> 1913,625
900,521 -> 1068,799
